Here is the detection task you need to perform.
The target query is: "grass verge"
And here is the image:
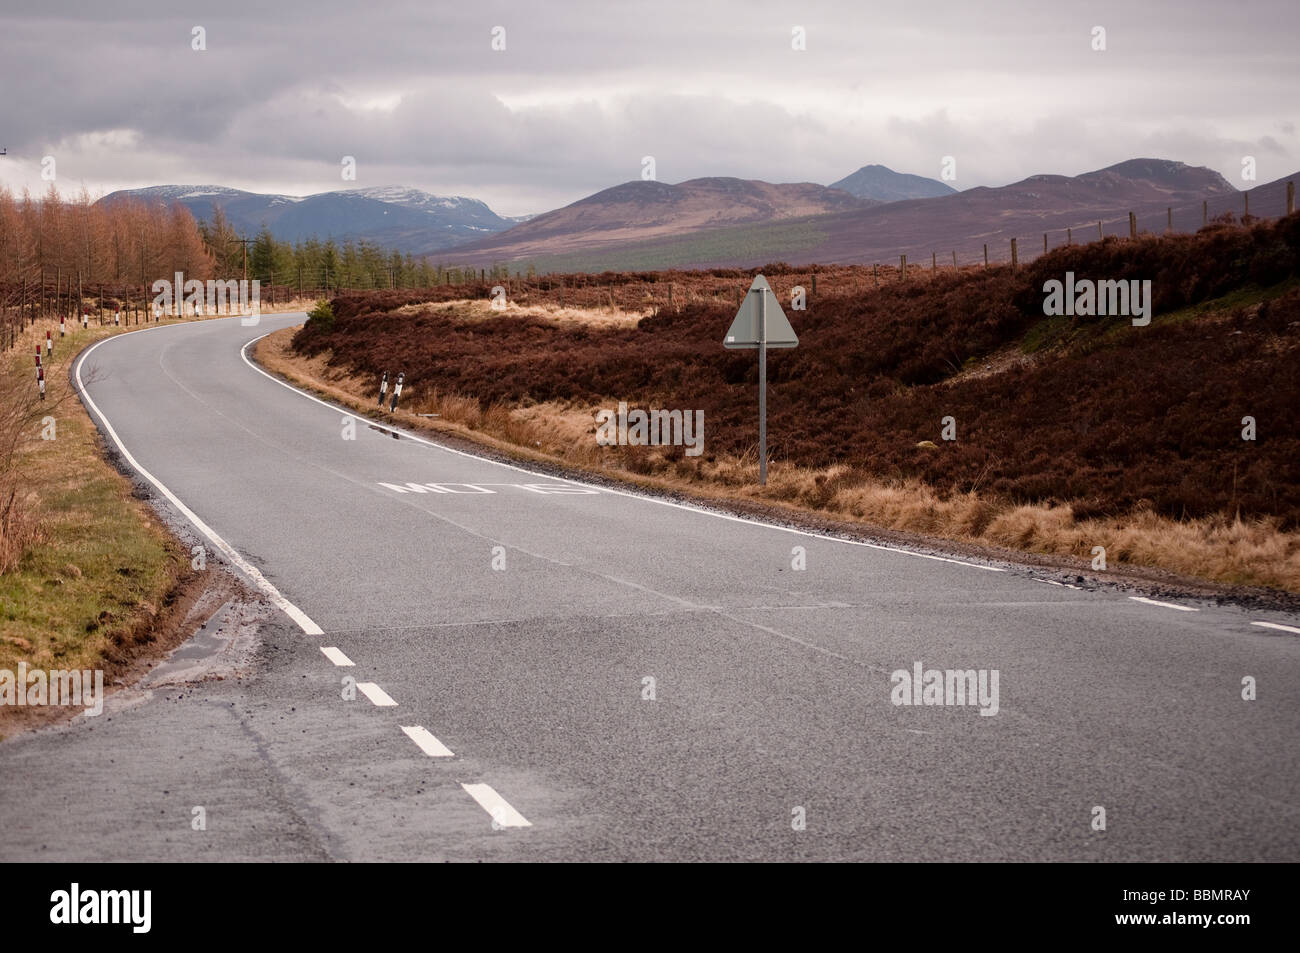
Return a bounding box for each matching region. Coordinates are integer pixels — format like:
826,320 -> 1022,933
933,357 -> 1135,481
0,305 -> 306,736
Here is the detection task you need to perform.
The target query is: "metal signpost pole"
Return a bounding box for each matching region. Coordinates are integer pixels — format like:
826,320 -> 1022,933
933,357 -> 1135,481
723,274 -> 797,488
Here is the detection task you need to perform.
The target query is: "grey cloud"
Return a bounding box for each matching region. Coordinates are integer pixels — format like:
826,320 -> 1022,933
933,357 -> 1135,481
1,0 -> 1297,216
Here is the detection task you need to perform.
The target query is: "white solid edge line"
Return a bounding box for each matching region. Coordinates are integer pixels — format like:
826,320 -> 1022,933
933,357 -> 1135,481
75,329 -> 325,636
460,782 -> 531,828
357,682 -> 397,706
1251,621 -> 1300,634
320,646 -> 355,666
1129,596 -> 1199,612
239,333 -> 1004,574
401,725 -> 455,757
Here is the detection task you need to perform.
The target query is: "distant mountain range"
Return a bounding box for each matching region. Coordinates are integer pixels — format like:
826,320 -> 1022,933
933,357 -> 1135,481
829,164 -> 956,201
98,184 -> 527,252
96,165 -> 953,256
101,159 -> 1281,272
448,159 -> 1268,272
447,177 -> 873,262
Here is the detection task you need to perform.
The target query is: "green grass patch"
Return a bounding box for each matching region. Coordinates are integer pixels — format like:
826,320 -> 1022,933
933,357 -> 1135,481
0,321 -> 186,675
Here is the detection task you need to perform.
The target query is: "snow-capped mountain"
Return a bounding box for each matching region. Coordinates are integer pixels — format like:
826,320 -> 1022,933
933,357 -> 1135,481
98,184 -> 521,254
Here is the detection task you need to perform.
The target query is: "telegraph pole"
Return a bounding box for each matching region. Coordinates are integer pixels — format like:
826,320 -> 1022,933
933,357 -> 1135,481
228,237 -> 252,281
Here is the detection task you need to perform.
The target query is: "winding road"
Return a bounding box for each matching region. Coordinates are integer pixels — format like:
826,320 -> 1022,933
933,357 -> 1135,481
1,312 -> 1297,862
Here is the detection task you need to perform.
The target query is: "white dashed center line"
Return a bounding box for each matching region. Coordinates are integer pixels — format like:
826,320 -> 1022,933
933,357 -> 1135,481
401,725 -> 455,757
1129,596 -> 1198,612
320,647 -> 355,667
461,783 -> 532,828
1252,621 -> 1300,634
357,682 -> 398,707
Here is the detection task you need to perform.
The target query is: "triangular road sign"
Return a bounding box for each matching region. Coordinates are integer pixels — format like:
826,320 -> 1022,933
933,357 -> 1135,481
723,275 -> 798,349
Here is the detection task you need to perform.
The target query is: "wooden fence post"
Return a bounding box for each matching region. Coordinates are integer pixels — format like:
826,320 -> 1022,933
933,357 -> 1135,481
1010,238 -> 1018,270
900,254 -> 907,278
983,244 -> 988,267
1288,181 -> 1295,215
1129,212 -> 1137,239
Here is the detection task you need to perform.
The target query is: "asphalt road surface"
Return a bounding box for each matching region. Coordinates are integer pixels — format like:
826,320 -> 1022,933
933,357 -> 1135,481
2,312 -> 1297,862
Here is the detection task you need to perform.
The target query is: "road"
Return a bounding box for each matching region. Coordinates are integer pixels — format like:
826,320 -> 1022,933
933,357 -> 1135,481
1,312 -> 1297,862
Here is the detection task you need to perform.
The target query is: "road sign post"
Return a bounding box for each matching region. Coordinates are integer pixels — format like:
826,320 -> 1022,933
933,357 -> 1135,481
723,275 -> 798,486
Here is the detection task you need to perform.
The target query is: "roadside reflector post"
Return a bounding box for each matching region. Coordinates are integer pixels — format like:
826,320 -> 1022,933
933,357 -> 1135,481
377,371 -> 389,407
46,331 -> 52,357
390,372 -> 404,413
38,365 -> 45,400
60,316 -> 66,337
723,275 -> 798,487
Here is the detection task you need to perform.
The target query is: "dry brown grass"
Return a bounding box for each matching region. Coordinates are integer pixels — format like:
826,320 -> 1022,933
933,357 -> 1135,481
392,297 -> 647,329
258,325 -> 1300,592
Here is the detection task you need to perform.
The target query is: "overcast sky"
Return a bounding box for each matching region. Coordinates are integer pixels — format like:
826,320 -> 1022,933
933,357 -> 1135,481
1,0 -> 1296,217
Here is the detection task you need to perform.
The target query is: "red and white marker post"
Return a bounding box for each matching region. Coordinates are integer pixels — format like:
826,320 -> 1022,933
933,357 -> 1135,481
389,372 -> 404,412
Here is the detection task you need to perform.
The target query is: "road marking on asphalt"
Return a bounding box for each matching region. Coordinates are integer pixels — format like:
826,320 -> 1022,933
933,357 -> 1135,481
401,725 -> 455,757
377,481 -> 599,496
1252,621 -> 1300,634
461,783 -> 532,828
77,331 -> 325,636
320,646 -> 355,666
1034,578 -> 1083,590
239,333 -> 1004,575
1129,596 -> 1198,612
357,682 -> 397,706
